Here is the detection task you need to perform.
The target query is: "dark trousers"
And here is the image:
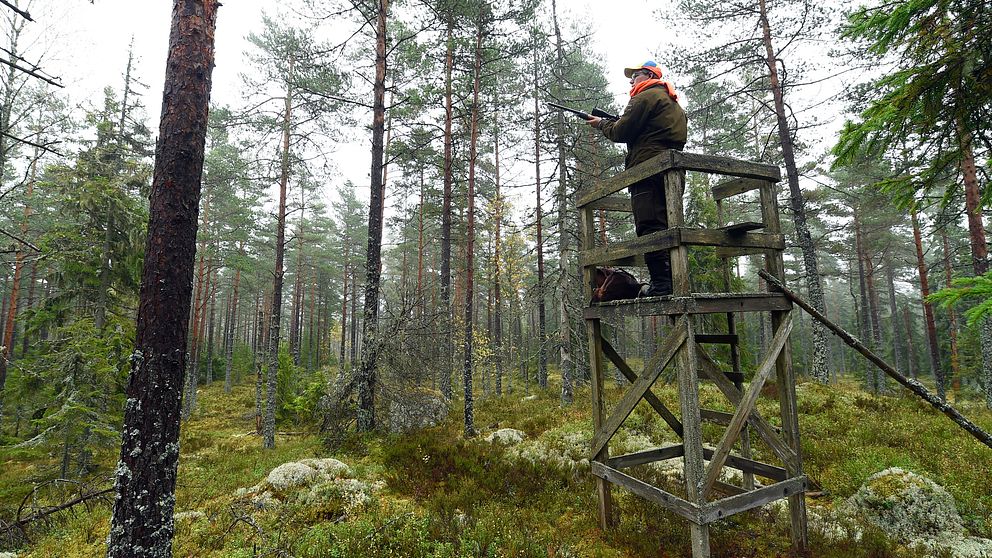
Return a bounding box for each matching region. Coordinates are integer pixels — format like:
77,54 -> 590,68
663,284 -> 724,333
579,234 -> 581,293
629,172 -> 679,287
629,172 -> 668,237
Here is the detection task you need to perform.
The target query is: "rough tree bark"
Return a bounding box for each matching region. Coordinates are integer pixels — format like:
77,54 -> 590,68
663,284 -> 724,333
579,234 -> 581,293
884,256 -> 903,377
758,0 -> 829,383
532,37 -> 548,389
356,0 -> 389,431
911,209 -> 945,400
264,56 -> 294,449
957,122 -> 992,408
902,304 -> 920,379
938,223 -> 961,392
492,124 -> 503,396
462,16 -> 483,437
551,0 -> 573,405
439,18 -> 454,400
106,2 -> 218,555
223,246 -> 242,393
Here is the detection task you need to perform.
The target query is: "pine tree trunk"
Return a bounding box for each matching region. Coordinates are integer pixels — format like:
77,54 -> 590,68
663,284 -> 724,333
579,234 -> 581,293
462,18 -> 482,437
356,0 -> 389,431
939,224 -> 961,392
182,203 -> 210,420
255,303 -> 266,433
439,19 -> 454,401
493,127 -> 503,396
19,259 -> 37,357
865,255 -> 885,392
532,38 -> 548,389
206,267 -> 218,384
884,257 -> 903,377
307,273 -> 315,372
107,2 -> 218,554
0,245 -> 22,424
290,207 -> 305,366
17,158 -> 37,358
854,209 -> 872,381
758,0 -> 828,383
550,0 -> 573,405
224,264 -> 241,393
264,57 -> 294,449
902,304 -> 920,380
350,271 -> 358,363
911,209 -> 945,400
957,123 -> 992,408
339,247 -> 348,369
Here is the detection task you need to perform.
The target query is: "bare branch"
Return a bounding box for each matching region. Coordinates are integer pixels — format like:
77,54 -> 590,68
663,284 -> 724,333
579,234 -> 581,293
0,0 -> 31,21
0,56 -> 62,88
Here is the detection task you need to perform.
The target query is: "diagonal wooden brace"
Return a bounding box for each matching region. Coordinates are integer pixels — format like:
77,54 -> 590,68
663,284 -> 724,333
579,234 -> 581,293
591,316 -> 688,459
602,338 -> 684,438
702,315 -> 792,498
695,338 -> 801,477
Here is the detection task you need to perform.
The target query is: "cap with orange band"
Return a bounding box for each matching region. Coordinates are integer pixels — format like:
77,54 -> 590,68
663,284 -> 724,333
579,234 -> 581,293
623,60 -> 663,79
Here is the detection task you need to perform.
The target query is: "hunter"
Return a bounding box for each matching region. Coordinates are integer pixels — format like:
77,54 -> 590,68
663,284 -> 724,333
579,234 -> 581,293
585,60 -> 687,297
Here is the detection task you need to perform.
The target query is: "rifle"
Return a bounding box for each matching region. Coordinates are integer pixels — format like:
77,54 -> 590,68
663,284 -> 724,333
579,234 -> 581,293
546,102 -> 618,121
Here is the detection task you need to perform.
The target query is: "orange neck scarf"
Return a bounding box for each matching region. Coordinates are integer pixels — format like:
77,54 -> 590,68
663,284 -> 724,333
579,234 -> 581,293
630,78 -> 679,101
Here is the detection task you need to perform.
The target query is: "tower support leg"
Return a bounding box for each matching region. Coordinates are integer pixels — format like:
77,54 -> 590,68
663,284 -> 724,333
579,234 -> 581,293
675,314 -> 710,557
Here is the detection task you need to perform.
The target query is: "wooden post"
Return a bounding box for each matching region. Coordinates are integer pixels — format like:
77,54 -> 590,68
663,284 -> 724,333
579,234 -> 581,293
760,181 -> 808,553
666,169 -> 710,556
581,204 -> 614,528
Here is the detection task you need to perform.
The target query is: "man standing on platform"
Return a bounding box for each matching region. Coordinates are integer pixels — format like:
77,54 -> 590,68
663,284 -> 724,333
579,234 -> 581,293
585,60 -> 687,297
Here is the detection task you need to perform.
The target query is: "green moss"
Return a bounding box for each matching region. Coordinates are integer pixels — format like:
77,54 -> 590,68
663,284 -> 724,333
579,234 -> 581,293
2,376 -> 990,557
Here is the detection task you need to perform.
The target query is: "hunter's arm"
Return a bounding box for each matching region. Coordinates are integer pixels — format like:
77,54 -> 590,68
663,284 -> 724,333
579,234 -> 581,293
599,95 -> 647,143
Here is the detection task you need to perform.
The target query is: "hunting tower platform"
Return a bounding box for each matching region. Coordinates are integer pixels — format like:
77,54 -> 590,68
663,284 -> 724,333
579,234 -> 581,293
578,150 -> 808,557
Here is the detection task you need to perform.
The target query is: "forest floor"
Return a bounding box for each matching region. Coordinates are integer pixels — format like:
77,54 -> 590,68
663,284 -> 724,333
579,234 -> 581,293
1,371 -> 991,557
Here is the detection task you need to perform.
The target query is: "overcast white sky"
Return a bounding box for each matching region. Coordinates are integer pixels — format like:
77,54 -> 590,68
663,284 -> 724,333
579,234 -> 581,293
38,0 -> 669,191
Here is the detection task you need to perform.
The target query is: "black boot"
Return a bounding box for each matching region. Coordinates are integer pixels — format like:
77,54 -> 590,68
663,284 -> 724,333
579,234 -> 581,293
640,252 -> 673,297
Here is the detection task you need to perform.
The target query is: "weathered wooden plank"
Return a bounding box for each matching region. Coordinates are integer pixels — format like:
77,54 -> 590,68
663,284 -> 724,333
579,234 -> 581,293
701,447 -> 788,481
711,480 -> 748,497
583,200 -> 616,530
759,181 -> 809,551
712,177 -> 771,201
578,227 -> 782,268
699,476 -> 807,524
601,338 -> 684,438
673,314 -> 712,552
608,444 -> 685,469
715,246 -> 768,258
702,316 -> 793,499
700,409 -> 782,435
586,319 -> 615,528
584,293 -> 791,319
700,408 -> 734,425
586,195 -> 632,212
680,228 -> 784,250
719,221 -> 765,235
695,334 -> 739,344
577,151 -> 675,207
591,318 -> 687,459
695,343 -> 801,475
592,461 -> 702,524
673,151 -> 781,181
578,228 -> 679,268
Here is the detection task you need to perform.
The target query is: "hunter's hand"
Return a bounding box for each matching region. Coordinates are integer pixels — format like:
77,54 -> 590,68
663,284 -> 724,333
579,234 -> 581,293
585,116 -> 602,129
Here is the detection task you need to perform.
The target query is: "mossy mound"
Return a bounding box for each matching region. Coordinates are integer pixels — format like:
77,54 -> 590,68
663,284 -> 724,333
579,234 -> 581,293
845,467 -> 992,557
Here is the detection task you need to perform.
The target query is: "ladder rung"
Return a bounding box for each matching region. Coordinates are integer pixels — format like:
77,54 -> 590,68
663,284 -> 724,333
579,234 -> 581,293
695,334 -> 739,345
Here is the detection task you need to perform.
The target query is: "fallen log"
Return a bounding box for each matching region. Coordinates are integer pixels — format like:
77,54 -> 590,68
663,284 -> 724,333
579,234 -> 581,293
759,269 -> 992,451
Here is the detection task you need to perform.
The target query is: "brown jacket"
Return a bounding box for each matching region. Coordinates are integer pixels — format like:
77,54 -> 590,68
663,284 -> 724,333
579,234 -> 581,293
599,83 -> 688,168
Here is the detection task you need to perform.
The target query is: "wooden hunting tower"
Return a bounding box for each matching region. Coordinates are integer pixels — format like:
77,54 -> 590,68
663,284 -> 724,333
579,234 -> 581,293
578,150 -> 808,557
